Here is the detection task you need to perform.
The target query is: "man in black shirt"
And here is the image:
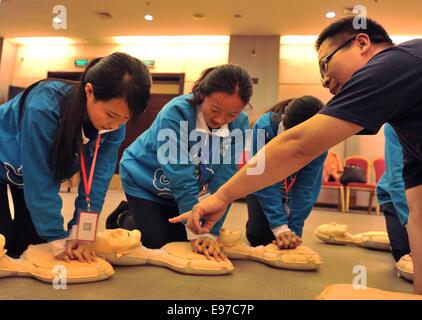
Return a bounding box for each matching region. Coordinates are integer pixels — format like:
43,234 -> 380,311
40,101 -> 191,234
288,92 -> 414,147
171,17 -> 422,294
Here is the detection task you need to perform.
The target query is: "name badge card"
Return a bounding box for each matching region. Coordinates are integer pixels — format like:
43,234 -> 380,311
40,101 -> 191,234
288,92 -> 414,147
77,211 -> 99,242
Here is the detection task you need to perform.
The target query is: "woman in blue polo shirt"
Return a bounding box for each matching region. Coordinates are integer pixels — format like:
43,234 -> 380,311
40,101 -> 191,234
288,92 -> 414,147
0,52 -> 151,261
112,64 -> 252,261
246,96 -> 327,249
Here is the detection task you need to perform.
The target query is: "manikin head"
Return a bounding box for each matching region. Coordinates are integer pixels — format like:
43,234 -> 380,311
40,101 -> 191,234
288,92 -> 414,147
94,229 -> 141,254
317,222 -> 348,236
218,229 -> 242,247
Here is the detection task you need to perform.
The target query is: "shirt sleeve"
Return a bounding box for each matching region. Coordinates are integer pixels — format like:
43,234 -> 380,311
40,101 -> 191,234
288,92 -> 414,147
320,48 -> 422,134
287,153 -> 326,236
250,118 -> 289,230
156,117 -> 201,214
21,105 -> 67,242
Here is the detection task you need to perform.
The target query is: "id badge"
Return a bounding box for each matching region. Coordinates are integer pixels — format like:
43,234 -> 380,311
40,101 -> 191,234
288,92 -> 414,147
77,210 -> 99,242
284,202 -> 291,217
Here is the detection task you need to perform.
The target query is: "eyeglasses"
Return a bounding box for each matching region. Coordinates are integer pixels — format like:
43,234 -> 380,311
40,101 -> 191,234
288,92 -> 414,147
206,101 -> 253,120
319,36 -> 356,82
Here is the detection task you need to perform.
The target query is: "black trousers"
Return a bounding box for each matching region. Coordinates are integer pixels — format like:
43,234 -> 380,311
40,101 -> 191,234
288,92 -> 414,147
381,202 -> 410,262
0,183 -> 45,257
125,194 -> 188,249
245,195 -> 276,247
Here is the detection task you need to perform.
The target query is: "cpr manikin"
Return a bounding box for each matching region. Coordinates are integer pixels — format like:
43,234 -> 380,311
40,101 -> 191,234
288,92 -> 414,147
314,222 -> 391,251
94,229 -> 234,275
0,228 -> 233,284
94,228 -> 322,271
217,229 -> 322,270
317,284 -> 422,300
0,234 -> 114,283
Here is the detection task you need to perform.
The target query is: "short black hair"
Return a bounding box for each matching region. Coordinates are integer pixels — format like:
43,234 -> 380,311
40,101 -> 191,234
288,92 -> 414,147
315,17 -> 394,51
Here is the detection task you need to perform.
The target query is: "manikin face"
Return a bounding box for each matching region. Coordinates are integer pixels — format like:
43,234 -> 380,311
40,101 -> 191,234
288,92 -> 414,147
317,33 -> 372,96
218,229 -> 241,247
85,83 -> 130,131
319,222 -> 348,236
94,229 -> 141,254
200,92 -> 246,129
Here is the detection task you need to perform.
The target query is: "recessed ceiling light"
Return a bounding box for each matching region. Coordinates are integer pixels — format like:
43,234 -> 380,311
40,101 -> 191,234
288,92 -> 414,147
193,13 -> 205,20
94,11 -> 113,19
326,11 -> 336,19
144,14 -> 154,21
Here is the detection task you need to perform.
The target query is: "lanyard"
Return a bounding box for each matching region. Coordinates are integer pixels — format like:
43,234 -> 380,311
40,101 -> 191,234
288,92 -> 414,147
283,175 -> 297,194
80,134 -> 101,210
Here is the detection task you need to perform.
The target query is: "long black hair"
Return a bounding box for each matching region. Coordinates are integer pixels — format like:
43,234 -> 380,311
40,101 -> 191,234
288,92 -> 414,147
48,52 -> 151,181
188,64 -> 253,107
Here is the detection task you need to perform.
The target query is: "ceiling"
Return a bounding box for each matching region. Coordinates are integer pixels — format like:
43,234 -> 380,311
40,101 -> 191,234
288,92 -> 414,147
1,0 -> 422,42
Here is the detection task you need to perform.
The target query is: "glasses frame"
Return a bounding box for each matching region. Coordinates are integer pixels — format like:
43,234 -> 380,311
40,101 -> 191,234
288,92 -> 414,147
319,36 -> 356,82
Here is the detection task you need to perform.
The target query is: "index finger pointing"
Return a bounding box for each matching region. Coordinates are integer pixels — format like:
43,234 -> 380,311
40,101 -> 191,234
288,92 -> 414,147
188,207 -> 207,234
168,211 -> 191,224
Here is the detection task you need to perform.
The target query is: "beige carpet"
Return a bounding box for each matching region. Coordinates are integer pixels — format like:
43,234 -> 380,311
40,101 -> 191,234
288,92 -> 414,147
0,190 -> 413,300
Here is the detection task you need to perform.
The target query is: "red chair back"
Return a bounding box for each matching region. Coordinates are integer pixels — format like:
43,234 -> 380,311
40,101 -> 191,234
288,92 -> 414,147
373,158 -> 386,183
